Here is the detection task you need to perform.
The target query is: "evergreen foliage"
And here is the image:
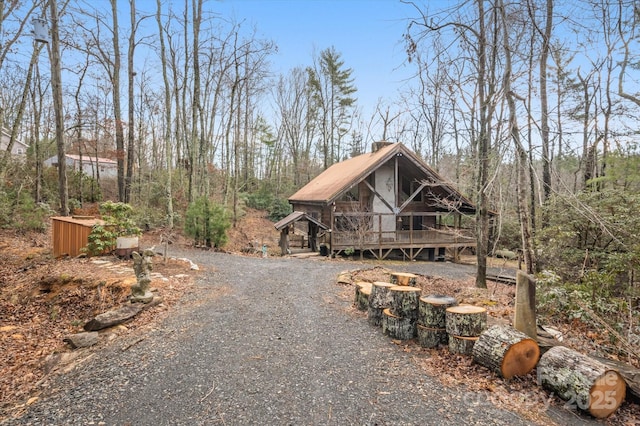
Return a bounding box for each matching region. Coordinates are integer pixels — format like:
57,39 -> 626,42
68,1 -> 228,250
184,197 -> 230,248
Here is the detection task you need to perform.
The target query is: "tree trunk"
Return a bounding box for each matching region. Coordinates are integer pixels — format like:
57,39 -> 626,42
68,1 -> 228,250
513,271 -> 537,339
389,271 -> 418,287
382,308 -> 416,340
49,0 -> 68,216
388,286 -> 421,319
417,324 -> 448,348
354,281 -> 372,312
445,305 -> 487,337
418,295 -> 457,328
538,346 -> 626,418
449,335 -> 478,355
472,324 -> 540,379
367,281 -> 394,327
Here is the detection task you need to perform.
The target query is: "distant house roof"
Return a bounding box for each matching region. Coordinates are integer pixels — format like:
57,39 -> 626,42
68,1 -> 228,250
288,142 -> 476,213
0,127 -> 28,155
65,154 -> 117,165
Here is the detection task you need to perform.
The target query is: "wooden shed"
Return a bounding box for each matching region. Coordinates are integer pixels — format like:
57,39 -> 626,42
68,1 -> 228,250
51,216 -> 104,257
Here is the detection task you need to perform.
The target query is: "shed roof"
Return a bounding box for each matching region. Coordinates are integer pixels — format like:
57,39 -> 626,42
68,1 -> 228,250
288,142 -> 476,212
273,211 -> 329,231
51,216 -> 104,227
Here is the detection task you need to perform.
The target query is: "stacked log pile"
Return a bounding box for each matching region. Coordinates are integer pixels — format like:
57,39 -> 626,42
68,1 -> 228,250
346,269 -> 629,419
382,286 -> 421,340
368,281 -> 395,326
445,305 -> 487,355
389,271 -> 418,287
354,281 -> 372,311
417,295 -> 457,348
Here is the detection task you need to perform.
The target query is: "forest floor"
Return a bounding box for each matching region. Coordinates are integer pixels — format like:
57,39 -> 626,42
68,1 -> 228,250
1,208 -> 639,424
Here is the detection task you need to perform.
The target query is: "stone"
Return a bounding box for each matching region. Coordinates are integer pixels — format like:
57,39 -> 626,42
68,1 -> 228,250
131,250 -> 155,303
84,304 -> 143,331
64,331 -> 99,349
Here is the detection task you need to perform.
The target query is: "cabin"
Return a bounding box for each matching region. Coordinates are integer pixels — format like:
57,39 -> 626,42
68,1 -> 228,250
279,141 -> 478,261
44,154 -> 118,179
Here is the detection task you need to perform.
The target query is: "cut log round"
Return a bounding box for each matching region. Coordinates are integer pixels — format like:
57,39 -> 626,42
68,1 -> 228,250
445,305 -> 487,337
368,306 -> 384,327
418,294 -> 457,328
354,281 -> 372,311
417,324 -> 448,348
538,346 -> 626,418
382,308 -> 416,340
472,324 -> 540,379
449,335 -> 478,355
388,286 -> 422,319
368,281 -> 395,308
389,272 -> 418,287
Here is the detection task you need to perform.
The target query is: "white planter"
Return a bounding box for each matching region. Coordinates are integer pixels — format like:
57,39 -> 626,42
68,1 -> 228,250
115,236 -> 139,257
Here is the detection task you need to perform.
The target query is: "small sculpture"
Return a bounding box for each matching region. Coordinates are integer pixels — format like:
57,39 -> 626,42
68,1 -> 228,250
130,249 -> 155,303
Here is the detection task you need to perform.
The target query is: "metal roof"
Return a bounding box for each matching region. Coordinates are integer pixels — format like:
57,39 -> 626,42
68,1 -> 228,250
288,142 -> 399,204
288,142 -> 476,212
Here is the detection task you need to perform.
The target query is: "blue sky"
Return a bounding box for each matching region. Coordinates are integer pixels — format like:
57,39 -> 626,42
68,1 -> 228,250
213,0 -> 416,116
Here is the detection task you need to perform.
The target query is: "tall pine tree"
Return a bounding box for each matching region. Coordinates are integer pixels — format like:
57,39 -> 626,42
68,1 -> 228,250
307,47 -> 357,169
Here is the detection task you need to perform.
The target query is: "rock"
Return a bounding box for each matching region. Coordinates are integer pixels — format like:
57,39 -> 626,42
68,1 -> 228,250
130,291 -> 154,304
84,304 -> 143,331
63,331 -> 99,349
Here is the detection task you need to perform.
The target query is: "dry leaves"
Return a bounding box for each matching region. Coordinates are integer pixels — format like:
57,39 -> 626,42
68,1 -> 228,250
0,229 -> 196,419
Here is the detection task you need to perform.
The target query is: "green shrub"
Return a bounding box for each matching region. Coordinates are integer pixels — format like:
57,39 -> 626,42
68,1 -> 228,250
268,198 -> 292,222
85,201 -> 141,256
184,196 -> 230,248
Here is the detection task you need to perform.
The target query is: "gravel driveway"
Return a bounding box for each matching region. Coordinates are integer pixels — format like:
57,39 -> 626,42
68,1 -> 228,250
4,249 -> 598,425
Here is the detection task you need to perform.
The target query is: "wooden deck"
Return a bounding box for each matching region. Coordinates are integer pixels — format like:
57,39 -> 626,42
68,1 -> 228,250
330,228 -> 476,261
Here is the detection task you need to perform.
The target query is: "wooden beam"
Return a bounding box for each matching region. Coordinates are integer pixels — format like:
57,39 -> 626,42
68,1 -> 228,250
398,182 -> 427,212
363,180 -> 395,212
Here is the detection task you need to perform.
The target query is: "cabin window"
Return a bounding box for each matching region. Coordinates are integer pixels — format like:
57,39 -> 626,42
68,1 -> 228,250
343,185 -> 359,201
400,176 -> 423,202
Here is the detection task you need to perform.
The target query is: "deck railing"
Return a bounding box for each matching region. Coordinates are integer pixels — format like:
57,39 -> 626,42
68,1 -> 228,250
331,212 -> 475,250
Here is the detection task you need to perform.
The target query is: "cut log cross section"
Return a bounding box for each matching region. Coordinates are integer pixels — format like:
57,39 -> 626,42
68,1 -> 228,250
354,281 -> 372,312
388,286 -> 422,319
418,295 -> 457,328
472,325 -> 540,379
367,281 -> 395,327
417,295 -> 457,348
446,305 -> 487,355
389,272 -> 418,287
538,346 -> 626,419
417,324 -> 448,348
445,305 -> 487,337
382,308 -> 416,340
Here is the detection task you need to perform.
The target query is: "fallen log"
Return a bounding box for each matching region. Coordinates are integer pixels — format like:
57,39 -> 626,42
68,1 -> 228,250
389,272 -> 418,287
382,308 -> 416,340
537,346 -> 626,418
417,324 -> 448,348
388,286 -> 421,319
354,281 -> 372,311
449,335 -> 478,355
418,294 -> 457,328
472,324 -> 540,379
84,304 -> 143,331
445,305 -> 487,337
